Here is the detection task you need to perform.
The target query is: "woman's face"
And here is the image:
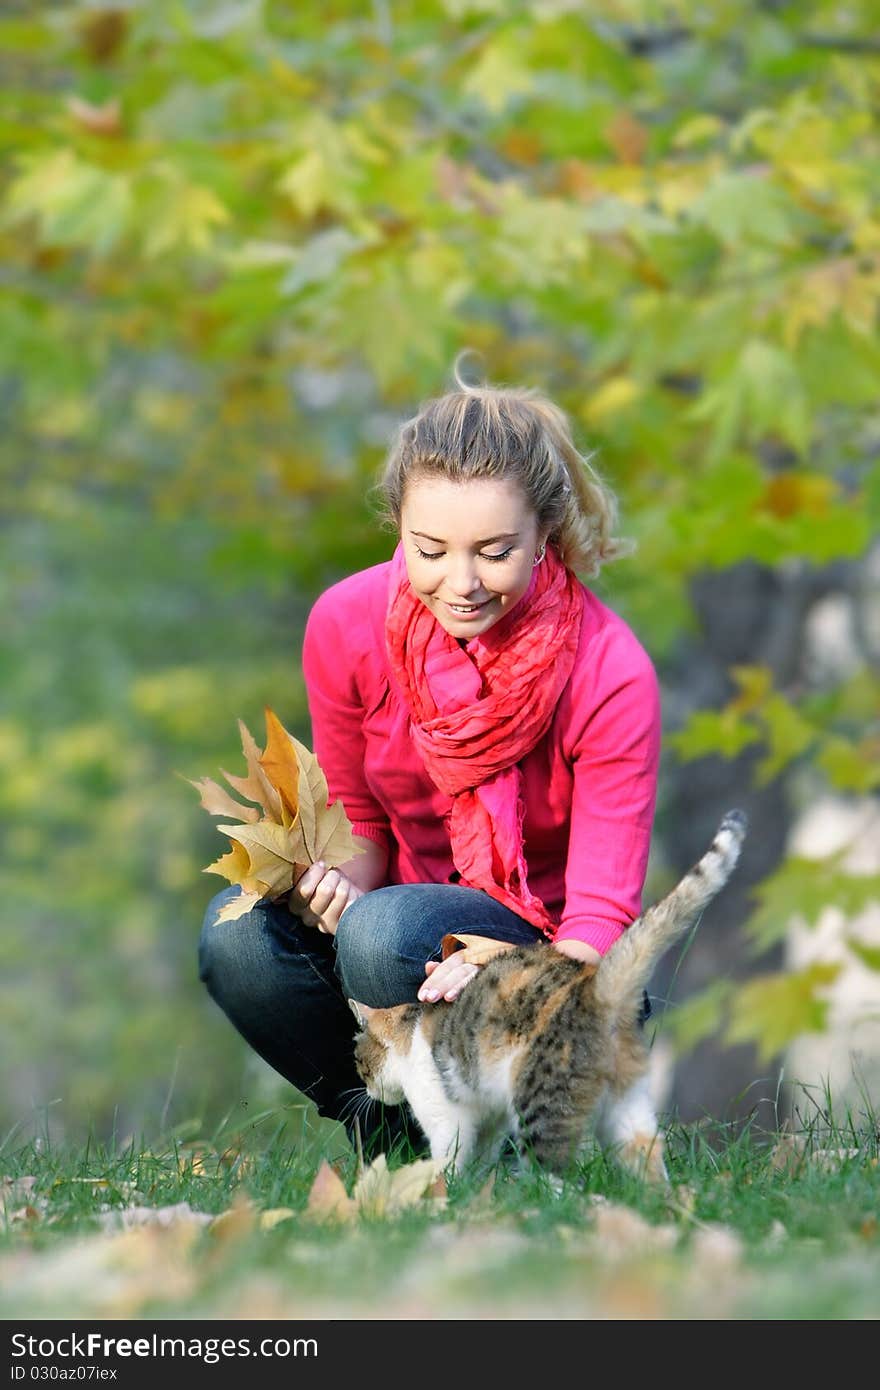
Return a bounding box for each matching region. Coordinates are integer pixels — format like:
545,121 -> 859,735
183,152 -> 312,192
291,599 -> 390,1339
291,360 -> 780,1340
400,475 -> 546,639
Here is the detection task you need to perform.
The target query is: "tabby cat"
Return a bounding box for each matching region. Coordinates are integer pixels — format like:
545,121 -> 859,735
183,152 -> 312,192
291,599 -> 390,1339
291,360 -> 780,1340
351,810 -> 747,1178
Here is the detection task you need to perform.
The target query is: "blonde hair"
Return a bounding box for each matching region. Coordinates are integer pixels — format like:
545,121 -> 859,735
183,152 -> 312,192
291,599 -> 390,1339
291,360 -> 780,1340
379,367 -> 632,577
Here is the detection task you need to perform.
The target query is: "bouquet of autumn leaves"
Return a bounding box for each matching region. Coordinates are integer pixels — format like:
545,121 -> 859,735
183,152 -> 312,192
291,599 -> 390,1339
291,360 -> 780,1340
190,707 -> 363,923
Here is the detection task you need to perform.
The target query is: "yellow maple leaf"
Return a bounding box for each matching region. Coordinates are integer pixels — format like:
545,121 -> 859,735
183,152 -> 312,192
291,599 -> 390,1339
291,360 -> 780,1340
259,705 -> 301,828
203,839 -> 251,884
220,719 -> 282,819
213,888 -> 264,924
193,709 -> 363,914
187,776 -> 260,823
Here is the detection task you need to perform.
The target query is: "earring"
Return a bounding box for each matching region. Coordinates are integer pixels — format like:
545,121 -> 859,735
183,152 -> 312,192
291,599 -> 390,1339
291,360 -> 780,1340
533,544 -> 546,566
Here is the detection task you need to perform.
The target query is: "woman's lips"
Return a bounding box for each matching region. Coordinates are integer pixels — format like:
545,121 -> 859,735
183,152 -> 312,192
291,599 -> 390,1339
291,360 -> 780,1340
443,598 -> 492,618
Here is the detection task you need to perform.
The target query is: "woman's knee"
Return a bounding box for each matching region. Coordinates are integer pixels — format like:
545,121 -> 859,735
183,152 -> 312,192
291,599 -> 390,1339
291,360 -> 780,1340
198,888 -> 259,990
333,893 -> 382,982
334,887 -> 435,1005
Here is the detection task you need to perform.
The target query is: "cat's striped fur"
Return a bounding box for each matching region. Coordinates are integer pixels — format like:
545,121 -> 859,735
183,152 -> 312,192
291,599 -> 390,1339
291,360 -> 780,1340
352,811 -> 747,1178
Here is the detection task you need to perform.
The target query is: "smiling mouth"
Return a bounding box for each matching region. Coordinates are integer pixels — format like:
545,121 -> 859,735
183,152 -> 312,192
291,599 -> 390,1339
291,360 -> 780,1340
444,599 -> 490,614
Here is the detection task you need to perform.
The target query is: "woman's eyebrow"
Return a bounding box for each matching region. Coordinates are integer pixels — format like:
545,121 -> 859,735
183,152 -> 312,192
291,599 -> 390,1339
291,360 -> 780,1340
409,530 -> 519,545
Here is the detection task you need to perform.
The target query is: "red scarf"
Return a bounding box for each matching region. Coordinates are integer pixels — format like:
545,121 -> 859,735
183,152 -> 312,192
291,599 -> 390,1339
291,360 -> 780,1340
385,542 -> 584,933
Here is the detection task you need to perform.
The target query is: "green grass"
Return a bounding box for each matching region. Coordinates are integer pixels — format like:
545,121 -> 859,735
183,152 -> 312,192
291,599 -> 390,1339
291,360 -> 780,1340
2,1092 -> 879,1320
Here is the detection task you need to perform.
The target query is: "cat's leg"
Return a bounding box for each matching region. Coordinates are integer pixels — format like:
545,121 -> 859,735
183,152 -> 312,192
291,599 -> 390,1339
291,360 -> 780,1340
399,1030 -> 479,1174
406,1086 -> 477,1173
598,1072 -> 668,1184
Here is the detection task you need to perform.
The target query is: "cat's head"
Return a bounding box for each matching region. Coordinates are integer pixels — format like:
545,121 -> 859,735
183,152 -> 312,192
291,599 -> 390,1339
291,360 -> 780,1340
348,999 -> 411,1105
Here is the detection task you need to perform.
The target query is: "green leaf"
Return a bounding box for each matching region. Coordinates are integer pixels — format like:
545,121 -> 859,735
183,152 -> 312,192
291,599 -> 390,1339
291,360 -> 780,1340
817,737 -> 880,794
668,711 -> 762,762
847,939 -> 880,973
754,694 -> 817,783
662,980 -> 733,1055
690,171 -> 796,249
490,184 -> 590,289
5,151 -> 132,256
726,963 -> 841,1062
462,32 -> 535,114
141,176 -> 230,258
746,856 -> 880,953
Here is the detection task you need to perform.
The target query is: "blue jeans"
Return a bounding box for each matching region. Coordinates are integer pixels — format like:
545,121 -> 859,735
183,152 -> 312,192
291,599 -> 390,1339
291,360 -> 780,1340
198,883 -> 544,1145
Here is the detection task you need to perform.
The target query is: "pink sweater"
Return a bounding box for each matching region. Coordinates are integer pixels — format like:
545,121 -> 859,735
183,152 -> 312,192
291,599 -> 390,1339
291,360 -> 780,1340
302,559 -> 661,955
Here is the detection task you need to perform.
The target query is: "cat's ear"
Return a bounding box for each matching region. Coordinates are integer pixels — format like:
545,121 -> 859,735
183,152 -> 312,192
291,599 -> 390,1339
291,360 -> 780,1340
348,998 -> 373,1028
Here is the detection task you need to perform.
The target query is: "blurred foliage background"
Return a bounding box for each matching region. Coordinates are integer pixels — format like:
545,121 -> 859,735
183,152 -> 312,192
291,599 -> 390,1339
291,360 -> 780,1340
2,0 -> 878,1145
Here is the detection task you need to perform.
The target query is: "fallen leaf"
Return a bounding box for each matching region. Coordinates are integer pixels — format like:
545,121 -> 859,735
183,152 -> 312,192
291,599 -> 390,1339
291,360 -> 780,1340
428,1172 -> 448,1201
352,1155 -> 446,1218
769,1130 -> 806,1174
5,1205 -> 41,1226
98,1203 -> 212,1232
177,1146 -> 211,1177
593,1202 -> 678,1259
1,1222 -> 200,1317
462,1172 -> 495,1213
689,1224 -> 743,1271
208,1198 -> 258,1242
305,1160 -> 356,1222
259,1208 -> 296,1231
810,1147 -> 862,1171
1,1176 -> 37,1204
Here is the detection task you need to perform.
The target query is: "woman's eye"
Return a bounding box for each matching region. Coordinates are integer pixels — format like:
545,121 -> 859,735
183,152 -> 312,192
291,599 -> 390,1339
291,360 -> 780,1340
413,546 -> 514,562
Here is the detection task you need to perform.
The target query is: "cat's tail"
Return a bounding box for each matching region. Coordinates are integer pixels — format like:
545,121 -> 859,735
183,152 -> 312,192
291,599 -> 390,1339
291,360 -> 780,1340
593,810 -> 747,1021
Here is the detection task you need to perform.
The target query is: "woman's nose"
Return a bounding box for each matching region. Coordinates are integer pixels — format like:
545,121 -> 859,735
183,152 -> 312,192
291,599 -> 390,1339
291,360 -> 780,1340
447,555 -> 481,597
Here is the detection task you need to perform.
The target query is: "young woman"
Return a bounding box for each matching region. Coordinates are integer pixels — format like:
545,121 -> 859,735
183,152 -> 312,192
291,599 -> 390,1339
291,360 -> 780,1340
199,376 -> 660,1150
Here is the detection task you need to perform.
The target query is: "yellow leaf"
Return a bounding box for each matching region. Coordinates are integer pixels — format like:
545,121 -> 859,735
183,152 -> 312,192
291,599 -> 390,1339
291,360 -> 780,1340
312,797 -> 360,866
769,1129 -> 806,1174
352,1155 -> 445,1218
219,820 -> 305,884
291,740 -> 329,861
583,377 -> 641,426
259,706 -> 300,820
186,775 -> 260,823
221,719 -> 282,818
197,714 -> 363,905
203,839 -> 251,884
143,182 -> 229,258
212,887 -> 264,923
673,114 -> 723,148
208,1198 -> 257,1242
259,1208 -> 296,1231
462,35 -> 534,114
729,665 -> 773,714
305,1160 -> 356,1222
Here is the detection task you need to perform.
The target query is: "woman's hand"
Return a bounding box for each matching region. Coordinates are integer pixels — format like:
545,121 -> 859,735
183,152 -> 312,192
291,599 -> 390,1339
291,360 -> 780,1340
289,862 -> 363,936
553,938 -> 602,966
417,954 -> 479,1003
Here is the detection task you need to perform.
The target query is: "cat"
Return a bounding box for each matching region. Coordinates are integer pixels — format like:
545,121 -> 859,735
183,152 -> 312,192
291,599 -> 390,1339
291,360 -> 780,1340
350,809 -> 747,1180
